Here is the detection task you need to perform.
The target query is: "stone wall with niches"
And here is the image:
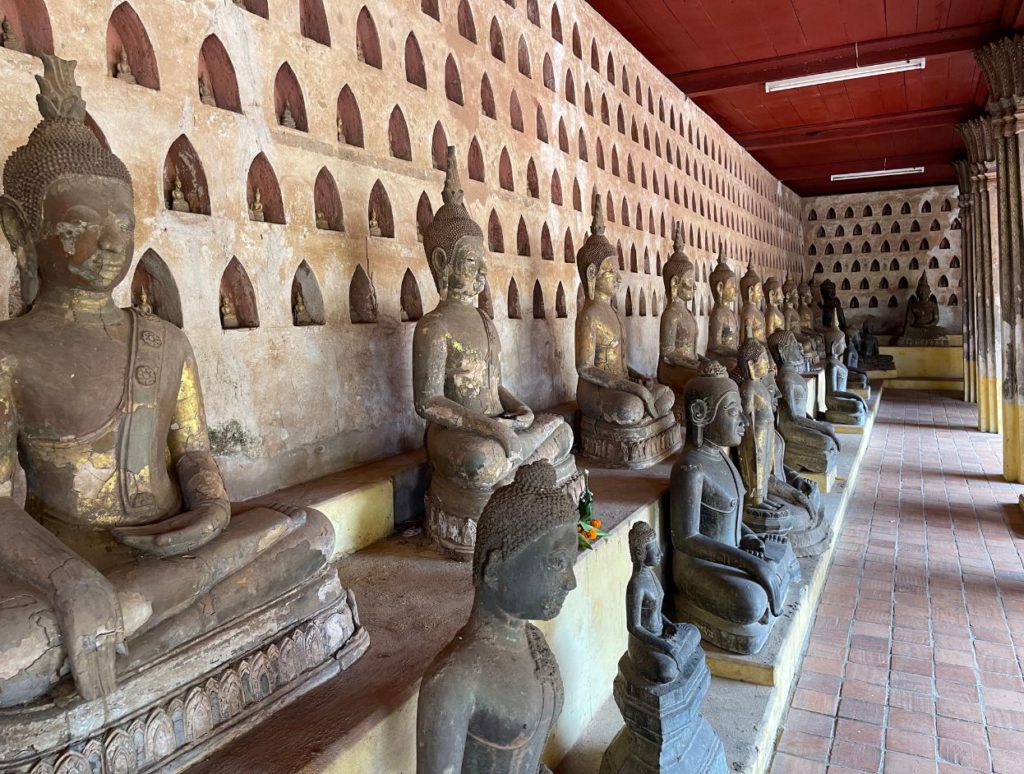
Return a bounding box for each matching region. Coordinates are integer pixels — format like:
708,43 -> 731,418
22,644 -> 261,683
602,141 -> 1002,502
0,0 -> 803,498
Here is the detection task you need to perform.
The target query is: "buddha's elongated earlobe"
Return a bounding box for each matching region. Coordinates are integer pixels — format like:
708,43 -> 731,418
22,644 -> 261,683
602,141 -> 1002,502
0,196 -> 36,306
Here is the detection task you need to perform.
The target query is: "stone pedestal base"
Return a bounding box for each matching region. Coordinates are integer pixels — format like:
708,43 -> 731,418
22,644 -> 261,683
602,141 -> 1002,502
787,516 -> 832,558
600,647 -> 727,774
851,386 -> 871,399
579,414 -> 682,470
804,466 -> 837,493
0,568 -> 368,773
425,457 -> 583,560
675,597 -> 775,656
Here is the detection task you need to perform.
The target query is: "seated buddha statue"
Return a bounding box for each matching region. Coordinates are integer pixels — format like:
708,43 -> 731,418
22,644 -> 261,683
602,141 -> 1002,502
798,278 -> 827,363
0,57 -> 365,765
417,462 -> 578,774
413,147 -> 577,559
706,253 -> 739,371
818,278 -> 846,330
763,276 -> 785,338
739,262 -> 766,345
822,317 -> 868,426
658,223 -> 702,418
576,198 -> 679,468
114,49 -> 136,85
767,331 -> 840,475
897,272 -> 949,346
169,174 -> 190,212
670,361 -> 800,655
736,340 -> 831,557
851,319 -> 895,370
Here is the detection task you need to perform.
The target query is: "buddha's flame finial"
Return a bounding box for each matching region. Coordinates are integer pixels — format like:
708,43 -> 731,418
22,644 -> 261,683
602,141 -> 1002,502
673,221 -> 683,252
441,145 -> 464,207
591,194 -> 605,236
35,55 -> 87,123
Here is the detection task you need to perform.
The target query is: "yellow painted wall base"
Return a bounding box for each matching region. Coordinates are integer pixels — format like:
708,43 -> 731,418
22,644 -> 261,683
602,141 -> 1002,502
977,375 -> 1002,434
834,422 -> 866,435
851,386 -> 871,400
1003,401 -> 1024,484
879,345 -> 964,379
866,369 -> 900,380
805,466 -> 837,493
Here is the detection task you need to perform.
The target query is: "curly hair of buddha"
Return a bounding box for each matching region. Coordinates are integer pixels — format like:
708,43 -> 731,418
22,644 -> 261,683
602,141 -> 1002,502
628,521 -> 657,563
422,145 -> 483,292
472,461 -> 578,581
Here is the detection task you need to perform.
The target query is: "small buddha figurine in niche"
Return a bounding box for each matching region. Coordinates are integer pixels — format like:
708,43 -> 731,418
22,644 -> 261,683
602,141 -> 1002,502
576,196 -> 679,468
736,340 -> 831,557
706,252 -> 739,371
417,462 -> 577,774
114,49 -> 136,84
280,99 -> 297,129
220,292 -> 239,329
739,261 -> 766,345
169,174 -> 190,212
600,522 -> 728,774
315,210 -> 329,230
134,286 -> 153,317
356,39 -> 365,64
658,223 -> 702,411
198,71 -> 216,106
822,317 -> 868,426
670,361 -> 800,655
368,208 -> 382,237
768,330 -> 840,475
897,272 -> 949,345
293,286 -> 313,326
1,16 -> 25,53
413,147 -> 577,559
337,115 -> 346,143
0,57 -> 365,758
763,276 -> 785,337
249,187 -> 265,222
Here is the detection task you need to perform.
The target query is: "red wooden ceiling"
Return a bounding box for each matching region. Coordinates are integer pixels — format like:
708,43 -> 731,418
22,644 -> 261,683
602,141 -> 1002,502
588,0 -> 1024,195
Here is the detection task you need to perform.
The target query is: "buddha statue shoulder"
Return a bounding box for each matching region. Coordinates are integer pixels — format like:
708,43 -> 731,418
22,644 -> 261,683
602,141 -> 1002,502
413,147 -> 576,558
763,276 -> 785,337
898,272 -> 949,345
575,197 -> 675,428
670,361 -> 800,654
739,261 -> 767,345
822,317 -> 868,426
417,462 -> 577,774
0,57 -> 363,729
658,222 -> 701,398
767,330 -> 840,475
705,253 -> 739,370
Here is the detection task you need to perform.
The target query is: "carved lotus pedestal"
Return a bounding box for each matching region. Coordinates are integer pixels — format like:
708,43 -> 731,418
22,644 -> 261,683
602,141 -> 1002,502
579,414 -> 682,470
600,641 -> 727,774
744,497 -> 831,559
0,566 -> 369,774
426,455 -> 583,561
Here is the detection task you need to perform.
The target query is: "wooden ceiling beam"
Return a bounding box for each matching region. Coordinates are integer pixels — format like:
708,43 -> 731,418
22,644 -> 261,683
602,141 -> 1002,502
771,151 -> 956,183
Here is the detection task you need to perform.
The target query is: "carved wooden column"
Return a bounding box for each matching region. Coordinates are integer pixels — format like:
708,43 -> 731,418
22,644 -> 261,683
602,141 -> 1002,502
977,35 -> 1024,478
952,158 -> 976,405
956,118 -> 1002,433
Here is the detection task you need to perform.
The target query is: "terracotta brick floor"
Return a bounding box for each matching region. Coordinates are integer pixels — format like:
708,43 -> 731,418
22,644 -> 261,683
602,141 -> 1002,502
770,390 -> 1024,774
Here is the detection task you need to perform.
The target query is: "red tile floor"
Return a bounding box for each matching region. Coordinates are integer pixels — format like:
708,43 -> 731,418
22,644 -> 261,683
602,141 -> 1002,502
769,390 -> 1024,774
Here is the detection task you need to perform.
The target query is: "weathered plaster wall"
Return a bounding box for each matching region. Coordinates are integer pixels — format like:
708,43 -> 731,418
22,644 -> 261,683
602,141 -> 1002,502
0,0 -> 802,499
802,186 -> 963,336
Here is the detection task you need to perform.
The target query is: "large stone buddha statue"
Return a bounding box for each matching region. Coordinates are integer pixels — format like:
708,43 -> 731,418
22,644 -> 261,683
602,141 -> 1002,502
413,147 -> 577,559
763,276 -> 785,338
822,317 -> 868,426
897,272 -> 949,346
0,57 -> 367,769
670,361 -> 800,654
798,278 -> 827,362
658,223 -> 702,419
417,462 -> 578,774
706,253 -> 739,370
575,197 -> 679,468
739,261 -> 766,345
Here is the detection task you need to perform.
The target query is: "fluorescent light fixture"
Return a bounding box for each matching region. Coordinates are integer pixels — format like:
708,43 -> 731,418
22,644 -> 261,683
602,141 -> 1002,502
830,166 -> 925,182
765,58 -> 926,93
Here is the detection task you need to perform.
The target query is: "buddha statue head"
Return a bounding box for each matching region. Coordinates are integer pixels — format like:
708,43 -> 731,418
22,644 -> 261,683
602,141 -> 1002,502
709,253 -> 737,306
472,461 -> 578,621
628,521 -> 661,568
768,330 -> 805,369
738,338 -> 773,383
740,261 -> 763,305
662,222 -> 695,304
577,195 -> 620,303
764,276 -> 782,306
682,360 -> 746,449
782,275 -> 799,309
823,313 -> 846,357
914,271 -> 933,301
0,56 -> 134,307
423,146 -> 486,303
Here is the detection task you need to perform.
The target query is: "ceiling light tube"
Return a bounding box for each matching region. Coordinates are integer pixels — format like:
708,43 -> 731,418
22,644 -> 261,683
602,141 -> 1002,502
830,166 -> 925,182
765,58 -> 926,93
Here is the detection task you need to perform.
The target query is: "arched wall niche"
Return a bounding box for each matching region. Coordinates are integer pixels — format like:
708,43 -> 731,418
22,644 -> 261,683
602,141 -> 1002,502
292,260 -> 325,326
415,192 -> 433,241
220,257 -> 259,329
516,218 -> 530,256
541,223 -> 553,260
236,0 -> 268,18
489,18 -> 505,61
532,280 -> 545,318
445,54 -> 464,104
467,137 -> 484,181
313,167 -> 344,231
507,277 -> 521,319
337,85 -> 364,147
405,33 -> 426,88
106,2 -> 160,90
478,281 -> 494,318
274,62 -> 308,131
457,0 -> 476,42
480,73 -> 496,118
368,179 -> 394,238
299,0 -> 330,46
349,264 -> 378,323
555,282 -> 567,317
0,0 -> 55,56
420,0 -> 439,21
198,35 -> 242,113
499,148 -> 514,191
488,210 -> 504,252
401,268 -> 423,322
388,105 -> 412,161
247,153 -> 285,224
431,122 -> 447,171
356,6 -> 382,68
131,249 -> 183,328
163,135 -> 210,215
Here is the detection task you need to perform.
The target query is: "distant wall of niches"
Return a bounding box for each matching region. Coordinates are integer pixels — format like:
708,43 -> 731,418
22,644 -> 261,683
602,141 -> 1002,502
0,0 -> 803,499
802,185 -> 963,336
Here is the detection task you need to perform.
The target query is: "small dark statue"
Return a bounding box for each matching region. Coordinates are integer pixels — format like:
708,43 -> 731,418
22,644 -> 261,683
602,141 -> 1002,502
417,462 -> 578,773
822,317 -> 868,426
600,523 -> 727,774
850,319 -> 895,371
